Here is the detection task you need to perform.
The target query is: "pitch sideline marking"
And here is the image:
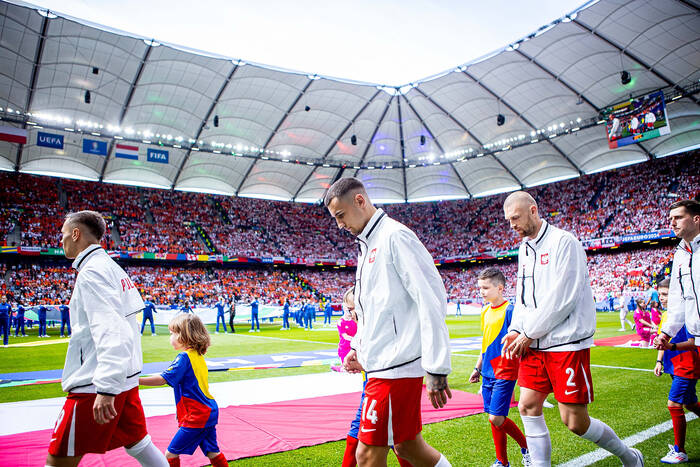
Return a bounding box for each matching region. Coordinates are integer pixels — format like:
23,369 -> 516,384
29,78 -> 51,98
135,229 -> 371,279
590,363 -> 653,372
5,338 -> 70,347
231,333 -> 336,346
557,413 -> 698,467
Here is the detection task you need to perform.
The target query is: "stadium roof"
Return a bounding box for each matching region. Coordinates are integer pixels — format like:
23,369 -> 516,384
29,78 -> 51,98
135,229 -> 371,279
0,0 -> 698,203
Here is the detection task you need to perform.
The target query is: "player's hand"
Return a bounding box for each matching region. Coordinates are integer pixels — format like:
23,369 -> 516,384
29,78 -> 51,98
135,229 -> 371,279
343,350 -> 364,373
654,334 -> 671,350
500,331 -> 518,358
426,373 -> 452,409
468,369 -> 480,384
506,333 -> 533,359
93,394 -> 117,424
653,362 -> 663,377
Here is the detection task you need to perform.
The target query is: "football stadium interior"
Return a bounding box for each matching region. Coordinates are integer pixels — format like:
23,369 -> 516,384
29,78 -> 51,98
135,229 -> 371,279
0,0 -> 699,465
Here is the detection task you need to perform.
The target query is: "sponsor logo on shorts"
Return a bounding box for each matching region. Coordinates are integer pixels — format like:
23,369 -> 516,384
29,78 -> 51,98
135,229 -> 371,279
360,428 -> 377,432
540,253 -> 549,265
564,389 -> 579,395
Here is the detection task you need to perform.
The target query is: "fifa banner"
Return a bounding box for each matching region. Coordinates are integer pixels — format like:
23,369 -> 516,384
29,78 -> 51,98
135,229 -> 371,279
605,90 -> 670,149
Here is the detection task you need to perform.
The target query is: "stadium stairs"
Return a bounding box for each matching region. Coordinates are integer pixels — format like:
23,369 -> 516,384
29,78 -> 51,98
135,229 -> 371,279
193,222 -> 218,254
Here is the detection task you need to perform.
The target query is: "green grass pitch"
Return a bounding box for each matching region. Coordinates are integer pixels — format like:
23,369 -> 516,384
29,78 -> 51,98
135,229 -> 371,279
1,313 -> 697,465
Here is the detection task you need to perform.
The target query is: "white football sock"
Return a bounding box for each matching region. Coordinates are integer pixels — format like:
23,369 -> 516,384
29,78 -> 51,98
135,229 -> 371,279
581,418 -> 636,465
125,435 -> 169,467
434,453 -> 451,467
521,415 -> 551,467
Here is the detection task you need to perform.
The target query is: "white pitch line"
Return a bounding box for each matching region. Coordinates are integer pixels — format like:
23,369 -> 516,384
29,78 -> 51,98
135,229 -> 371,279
590,364 -> 654,372
231,333 -> 335,346
557,413 -> 698,467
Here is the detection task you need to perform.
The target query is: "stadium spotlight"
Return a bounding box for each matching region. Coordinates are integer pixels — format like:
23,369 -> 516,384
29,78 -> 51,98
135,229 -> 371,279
84,90 -> 91,104
213,115 -> 219,127
420,135 -> 426,145
620,70 -> 631,85
350,134 -> 357,146
496,114 -> 505,126
92,67 -> 99,75
304,105 -> 311,112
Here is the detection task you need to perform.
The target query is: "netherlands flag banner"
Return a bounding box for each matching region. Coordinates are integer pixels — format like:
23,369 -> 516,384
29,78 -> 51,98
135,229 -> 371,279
0,125 -> 28,144
115,143 -> 139,160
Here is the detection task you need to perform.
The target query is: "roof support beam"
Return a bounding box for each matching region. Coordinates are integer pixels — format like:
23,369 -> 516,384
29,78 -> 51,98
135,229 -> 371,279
15,14 -> 49,171
460,69 -> 584,175
352,95 -> 394,177
637,141 -> 654,160
396,95 -> 408,202
171,63 -> 239,188
572,18 -> 699,106
401,95 -> 472,197
99,44 -> 153,181
675,0 -> 699,12
514,49 -> 600,112
293,89 -> 381,200
236,79 -> 314,195
412,87 -> 524,187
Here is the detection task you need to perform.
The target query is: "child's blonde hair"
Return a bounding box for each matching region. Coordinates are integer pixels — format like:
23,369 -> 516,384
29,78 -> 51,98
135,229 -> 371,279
342,286 -> 355,312
168,313 -> 211,355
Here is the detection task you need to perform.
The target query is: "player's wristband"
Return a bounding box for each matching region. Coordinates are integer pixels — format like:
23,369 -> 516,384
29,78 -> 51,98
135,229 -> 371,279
474,367 -> 481,375
671,343 -> 677,351
656,360 -> 662,364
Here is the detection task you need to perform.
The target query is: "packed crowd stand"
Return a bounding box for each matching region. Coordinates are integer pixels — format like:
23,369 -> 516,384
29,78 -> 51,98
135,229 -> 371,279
0,151 -> 693,310
1,151 -> 697,261
0,242 -> 671,309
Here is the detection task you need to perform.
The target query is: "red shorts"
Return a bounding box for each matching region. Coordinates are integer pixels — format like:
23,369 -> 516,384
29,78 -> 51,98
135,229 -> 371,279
359,377 -> 422,446
48,387 -> 148,457
518,349 -> 594,404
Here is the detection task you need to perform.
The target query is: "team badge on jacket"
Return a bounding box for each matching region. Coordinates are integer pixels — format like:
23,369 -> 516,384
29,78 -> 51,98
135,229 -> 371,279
368,248 -> 377,263
540,253 -> 549,265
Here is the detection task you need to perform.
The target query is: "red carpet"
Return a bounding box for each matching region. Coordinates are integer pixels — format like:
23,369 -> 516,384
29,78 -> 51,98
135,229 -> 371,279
594,334 -> 638,346
1,387 -> 489,466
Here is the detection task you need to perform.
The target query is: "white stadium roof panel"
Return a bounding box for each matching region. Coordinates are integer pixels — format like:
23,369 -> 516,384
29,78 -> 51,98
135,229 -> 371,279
0,0 -> 697,201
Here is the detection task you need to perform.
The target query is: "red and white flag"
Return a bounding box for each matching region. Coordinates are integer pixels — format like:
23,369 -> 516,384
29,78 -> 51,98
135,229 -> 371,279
115,143 -> 139,160
0,125 -> 27,144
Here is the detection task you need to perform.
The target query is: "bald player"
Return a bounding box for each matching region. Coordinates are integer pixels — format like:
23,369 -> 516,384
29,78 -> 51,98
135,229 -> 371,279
500,192 -> 643,467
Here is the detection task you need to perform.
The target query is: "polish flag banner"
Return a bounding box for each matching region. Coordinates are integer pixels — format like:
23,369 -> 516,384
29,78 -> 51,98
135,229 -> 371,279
0,126 -> 28,144
114,143 -> 139,160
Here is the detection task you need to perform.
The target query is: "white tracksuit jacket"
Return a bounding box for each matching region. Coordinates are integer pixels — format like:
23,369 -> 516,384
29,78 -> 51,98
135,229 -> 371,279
661,234 -> 700,343
61,245 -> 145,395
509,221 -> 596,351
351,209 -> 452,378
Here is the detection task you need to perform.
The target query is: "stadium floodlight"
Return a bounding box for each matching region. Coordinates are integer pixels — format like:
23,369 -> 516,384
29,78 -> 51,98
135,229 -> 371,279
496,114 -> 505,126
620,70 -> 631,85
213,115 -> 219,127
420,135 -> 426,145
84,90 -> 91,104
351,135 -> 357,146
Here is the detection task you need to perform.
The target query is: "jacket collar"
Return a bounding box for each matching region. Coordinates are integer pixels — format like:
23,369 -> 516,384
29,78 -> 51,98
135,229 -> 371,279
72,244 -> 102,271
357,209 -> 386,243
682,233 -> 700,253
524,219 -> 549,248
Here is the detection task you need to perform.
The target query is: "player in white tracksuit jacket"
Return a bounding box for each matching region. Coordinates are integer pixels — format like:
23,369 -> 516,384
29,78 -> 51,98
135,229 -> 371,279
325,177 -> 452,467
48,211 -> 167,467
657,199 -> 700,349
351,209 -> 451,378
501,192 -> 642,467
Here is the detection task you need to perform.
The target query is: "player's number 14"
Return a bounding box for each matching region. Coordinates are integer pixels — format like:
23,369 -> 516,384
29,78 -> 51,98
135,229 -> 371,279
362,398 -> 378,424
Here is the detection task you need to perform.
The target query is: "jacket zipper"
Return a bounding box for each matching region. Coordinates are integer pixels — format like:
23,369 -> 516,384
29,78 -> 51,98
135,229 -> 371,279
356,238 -> 368,327
689,248 -> 699,321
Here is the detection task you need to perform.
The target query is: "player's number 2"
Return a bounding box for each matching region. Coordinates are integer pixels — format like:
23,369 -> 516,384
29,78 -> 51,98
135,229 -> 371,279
362,398 -> 378,424
565,367 -> 576,387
